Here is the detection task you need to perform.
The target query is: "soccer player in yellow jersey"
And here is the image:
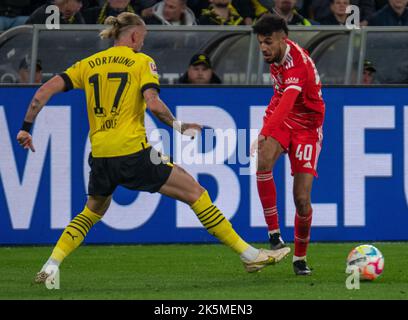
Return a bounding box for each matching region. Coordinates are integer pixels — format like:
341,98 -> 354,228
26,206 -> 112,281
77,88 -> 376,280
16,12 -> 290,284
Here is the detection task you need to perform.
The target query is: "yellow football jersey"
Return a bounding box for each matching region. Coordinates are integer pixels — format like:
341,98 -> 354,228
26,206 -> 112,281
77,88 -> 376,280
251,0 -> 268,17
61,46 -> 160,157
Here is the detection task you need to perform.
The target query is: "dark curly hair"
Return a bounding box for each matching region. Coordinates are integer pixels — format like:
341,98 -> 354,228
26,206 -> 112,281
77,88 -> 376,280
252,13 -> 289,36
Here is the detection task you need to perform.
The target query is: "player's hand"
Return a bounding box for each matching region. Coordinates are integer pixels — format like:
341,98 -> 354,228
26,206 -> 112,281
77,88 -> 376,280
181,122 -> 202,139
250,138 -> 258,157
17,130 -> 35,152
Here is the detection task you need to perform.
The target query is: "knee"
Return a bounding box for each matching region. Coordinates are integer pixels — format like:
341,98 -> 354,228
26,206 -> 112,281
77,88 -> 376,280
87,195 -> 111,216
189,184 -> 206,205
294,194 -> 311,216
257,147 -> 274,172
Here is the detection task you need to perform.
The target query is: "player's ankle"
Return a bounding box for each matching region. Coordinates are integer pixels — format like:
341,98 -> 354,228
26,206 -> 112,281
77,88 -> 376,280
293,255 -> 307,263
268,229 -> 281,236
45,257 -> 61,268
240,246 -> 260,262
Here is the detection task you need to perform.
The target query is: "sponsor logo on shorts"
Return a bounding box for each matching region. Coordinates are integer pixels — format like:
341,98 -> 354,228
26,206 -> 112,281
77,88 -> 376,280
303,162 -> 313,169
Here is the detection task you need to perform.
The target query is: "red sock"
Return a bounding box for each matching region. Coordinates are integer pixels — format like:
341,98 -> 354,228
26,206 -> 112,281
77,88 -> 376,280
256,171 -> 279,232
294,209 -> 313,258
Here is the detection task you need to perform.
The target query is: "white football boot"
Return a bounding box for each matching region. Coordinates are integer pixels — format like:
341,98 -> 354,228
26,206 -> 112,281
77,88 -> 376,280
242,247 -> 291,273
34,263 -> 59,284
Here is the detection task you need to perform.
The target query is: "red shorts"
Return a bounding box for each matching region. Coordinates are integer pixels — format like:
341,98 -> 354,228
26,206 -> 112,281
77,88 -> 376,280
260,123 -> 323,177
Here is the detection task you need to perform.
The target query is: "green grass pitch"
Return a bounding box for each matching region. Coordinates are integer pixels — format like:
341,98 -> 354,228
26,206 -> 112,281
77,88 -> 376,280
0,242 -> 407,300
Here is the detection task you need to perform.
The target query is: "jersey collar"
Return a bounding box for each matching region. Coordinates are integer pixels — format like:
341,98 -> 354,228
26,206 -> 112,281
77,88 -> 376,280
274,42 -> 290,67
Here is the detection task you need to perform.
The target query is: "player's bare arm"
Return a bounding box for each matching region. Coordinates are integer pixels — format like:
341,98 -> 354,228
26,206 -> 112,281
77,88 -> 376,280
16,75 -> 66,152
143,88 -> 202,136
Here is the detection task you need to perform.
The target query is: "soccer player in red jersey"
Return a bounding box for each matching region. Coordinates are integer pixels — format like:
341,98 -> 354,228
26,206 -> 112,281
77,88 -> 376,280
251,14 -> 325,275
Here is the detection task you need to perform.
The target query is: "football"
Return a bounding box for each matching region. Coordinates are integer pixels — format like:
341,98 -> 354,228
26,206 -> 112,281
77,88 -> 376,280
346,244 -> 384,280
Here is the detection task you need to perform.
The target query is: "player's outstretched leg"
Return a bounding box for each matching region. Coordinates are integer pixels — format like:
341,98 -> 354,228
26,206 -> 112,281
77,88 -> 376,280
256,135 -> 286,250
292,173 -> 314,276
35,195 -> 111,284
159,165 -> 290,272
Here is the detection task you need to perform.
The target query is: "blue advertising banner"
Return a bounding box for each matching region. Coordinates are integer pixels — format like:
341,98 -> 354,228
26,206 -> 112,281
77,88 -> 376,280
0,87 -> 407,244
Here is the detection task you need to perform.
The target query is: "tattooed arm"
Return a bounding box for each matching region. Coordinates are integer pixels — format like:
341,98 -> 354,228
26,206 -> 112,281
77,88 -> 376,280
143,88 -> 202,136
17,75 -> 66,152
23,75 -> 66,123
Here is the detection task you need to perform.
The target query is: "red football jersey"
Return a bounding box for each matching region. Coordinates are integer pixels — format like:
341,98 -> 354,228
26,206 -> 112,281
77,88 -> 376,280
265,39 -> 325,130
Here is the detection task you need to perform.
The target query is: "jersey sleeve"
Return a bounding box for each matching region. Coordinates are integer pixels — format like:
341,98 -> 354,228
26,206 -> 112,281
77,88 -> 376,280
59,61 -> 83,91
264,89 -> 300,130
264,59 -> 306,129
281,57 -> 307,94
268,94 -> 279,109
140,56 -> 160,94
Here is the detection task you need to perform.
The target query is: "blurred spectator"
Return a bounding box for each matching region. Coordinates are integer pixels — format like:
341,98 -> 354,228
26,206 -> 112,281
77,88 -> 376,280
362,60 -> 376,84
251,0 -> 271,16
231,0 -> 273,25
272,0 -> 317,25
199,0 -> 245,25
81,0 -> 102,11
24,1 -> 50,15
298,0 -> 313,18
319,0 -> 350,24
138,1 -> 162,18
310,0 -> 377,24
352,0 -> 377,25
368,0 -> 408,25
190,0 -> 271,26
18,56 -> 43,84
231,0 -> 255,24
26,0 -> 85,24
83,0 -> 153,23
0,0 -> 30,31
178,53 -> 222,84
375,0 -> 388,10
187,0 -> 210,18
309,0 -> 335,20
144,0 -> 197,25
232,0 -> 269,24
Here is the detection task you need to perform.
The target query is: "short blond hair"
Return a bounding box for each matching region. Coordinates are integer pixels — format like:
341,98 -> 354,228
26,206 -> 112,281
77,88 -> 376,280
99,12 -> 145,40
